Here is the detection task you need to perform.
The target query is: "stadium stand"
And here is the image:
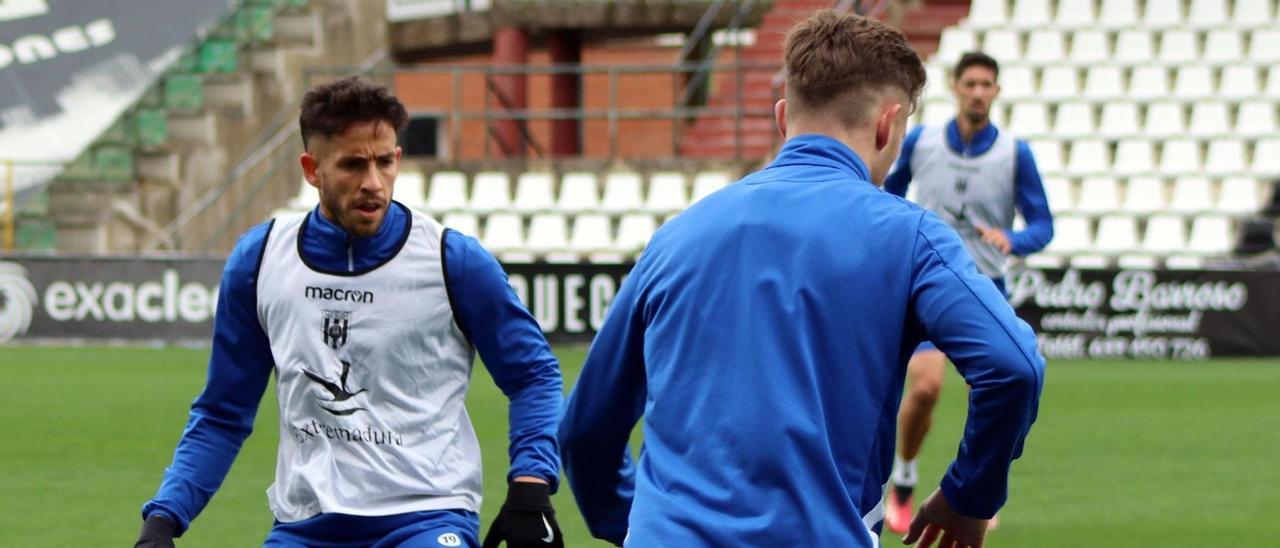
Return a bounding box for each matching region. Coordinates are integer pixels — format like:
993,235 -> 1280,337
921,0 -> 1280,269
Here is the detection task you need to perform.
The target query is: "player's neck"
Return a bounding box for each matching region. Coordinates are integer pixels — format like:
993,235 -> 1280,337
955,116 -> 990,145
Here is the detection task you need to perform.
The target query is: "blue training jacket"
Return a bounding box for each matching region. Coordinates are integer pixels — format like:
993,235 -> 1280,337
884,120 -> 1054,256
559,135 -> 1045,547
142,203 -> 562,534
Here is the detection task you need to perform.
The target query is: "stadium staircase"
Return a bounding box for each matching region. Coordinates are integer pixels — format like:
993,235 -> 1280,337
25,0 -> 386,253
679,0 -> 972,158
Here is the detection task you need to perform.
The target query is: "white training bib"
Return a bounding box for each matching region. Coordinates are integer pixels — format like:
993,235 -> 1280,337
256,206 -> 480,522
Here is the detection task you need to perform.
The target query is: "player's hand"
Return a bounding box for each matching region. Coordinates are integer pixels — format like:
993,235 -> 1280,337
976,225 -> 1012,255
901,489 -> 988,548
482,479 -> 563,548
135,513 -> 177,548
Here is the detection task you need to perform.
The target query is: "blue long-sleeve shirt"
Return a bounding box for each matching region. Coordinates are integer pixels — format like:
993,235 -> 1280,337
143,203 -> 561,534
560,135 -> 1045,546
885,120 -> 1054,256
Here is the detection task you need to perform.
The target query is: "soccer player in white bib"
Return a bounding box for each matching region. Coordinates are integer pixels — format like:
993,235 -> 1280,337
881,52 -> 1054,534
136,77 -> 565,548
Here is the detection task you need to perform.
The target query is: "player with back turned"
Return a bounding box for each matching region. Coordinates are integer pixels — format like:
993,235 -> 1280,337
882,51 -> 1054,535
135,76 -> 565,548
558,12 -> 1045,548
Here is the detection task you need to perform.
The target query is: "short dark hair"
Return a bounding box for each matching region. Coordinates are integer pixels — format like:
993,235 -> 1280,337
299,76 -> 409,150
953,52 -> 999,81
783,10 -> 926,125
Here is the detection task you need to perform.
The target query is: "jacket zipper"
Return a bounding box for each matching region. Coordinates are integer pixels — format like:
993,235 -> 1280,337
346,235 -> 354,272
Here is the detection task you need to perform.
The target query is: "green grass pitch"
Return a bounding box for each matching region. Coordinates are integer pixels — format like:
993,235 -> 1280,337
1,346 -> 1277,546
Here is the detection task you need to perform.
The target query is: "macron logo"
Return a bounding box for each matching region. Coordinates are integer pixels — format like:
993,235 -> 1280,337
305,286 -> 374,303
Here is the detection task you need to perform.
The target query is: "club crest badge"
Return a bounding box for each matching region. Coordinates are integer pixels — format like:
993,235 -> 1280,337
323,310 -> 350,349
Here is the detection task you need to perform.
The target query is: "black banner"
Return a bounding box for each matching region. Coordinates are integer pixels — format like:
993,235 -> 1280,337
0,256 -> 222,343
4,255 -> 1279,360
1008,267 -> 1280,360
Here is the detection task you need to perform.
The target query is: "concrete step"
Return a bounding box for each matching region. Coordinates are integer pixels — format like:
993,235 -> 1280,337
203,74 -> 256,118
137,152 -> 182,185
167,112 -> 219,148
273,9 -> 322,48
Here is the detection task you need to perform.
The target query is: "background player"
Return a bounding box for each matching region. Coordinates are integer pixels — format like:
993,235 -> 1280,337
882,51 -> 1054,534
135,77 -> 565,548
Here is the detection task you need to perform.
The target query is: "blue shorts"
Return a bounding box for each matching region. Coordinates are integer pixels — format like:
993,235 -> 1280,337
914,276 -> 1007,354
263,509 -> 480,548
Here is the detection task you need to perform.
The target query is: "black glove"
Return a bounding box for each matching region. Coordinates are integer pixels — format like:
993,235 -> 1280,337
135,514 -> 177,548
482,481 -> 563,548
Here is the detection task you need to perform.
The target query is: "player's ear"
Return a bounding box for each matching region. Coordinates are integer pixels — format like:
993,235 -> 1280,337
300,152 -> 320,188
774,99 -> 787,138
875,103 -> 902,151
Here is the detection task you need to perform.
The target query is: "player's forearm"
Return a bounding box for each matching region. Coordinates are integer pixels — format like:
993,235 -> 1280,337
143,408 -> 256,534
505,375 -> 564,488
1008,218 -> 1054,256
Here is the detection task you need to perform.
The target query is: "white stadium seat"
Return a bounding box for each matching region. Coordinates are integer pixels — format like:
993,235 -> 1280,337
645,172 -> 689,214
1187,216 -> 1233,254
922,101 -> 956,126
1236,102 -> 1277,137
692,171 -> 733,203
1000,66 -> 1037,99
982,29 -> 1023,63
615,213 -> 657,253
1070,30 -> 1111,63
1056,0 -> 1097,28
426,171 -> 468,213
1114,30 -> 1155,63
1039,67 -> 1079,99
1044,176 -> 1074,213
568,214 -> 615,254
1112,139 -> 1155,176
1099,102 -> 1141,138
925,64 -> 950,100
1045,216 -> 1094,254
1159,30 -> 1199,63
1219,65 -> 1260,99
1121,176 -> 1167,213
525,213 -> 570,254
1010,103 -> 1050,136
1099,0 -> 1140,29
556,172 -> 601,213
1128,66 -> 1170,100
1233,0 -> 1274,28
1141,215 -> 1188,253
1095,216 -> 1140,254
1068,140 -> 1111,176
394,171 -> 428,211
1267,66 -> 1280,98
1252,139 -> 1280,174
1249,29 -> 1280,62
1203,29 -> 1244,63
513,172 -> 556,212
481,213 -> 526,254
1054,102 -> 1095,138
966,0 -> 1008,28
468,171 -> 512,213
1011,0 -> 1052,28
1160,140 -> 1203,175
1143,0 -> 1185,28
288,178 -> 319,210
1084,66 -> 1126,99
601,172 -> 644,214
1205,139 -> 1248,175
1030,139 -> 1064,174
441,212 -> 480,237
1170,176 -> 1215,213
937,28 -> 977,65
1144,102 -> 1186,138
1188,102 -> 1231,138
1077,176 -> 1121,214
1217,177 -> 1262,215
1025,30 -> 1067,63
1186,0 -> 1229,28
1173,66 -> 1215,100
